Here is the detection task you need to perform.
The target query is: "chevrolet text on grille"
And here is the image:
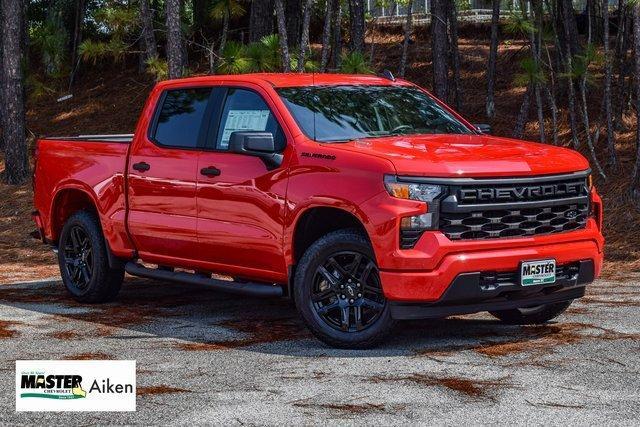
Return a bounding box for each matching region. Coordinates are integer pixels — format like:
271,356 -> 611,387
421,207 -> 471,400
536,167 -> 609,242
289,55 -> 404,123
458,182 -> 588,203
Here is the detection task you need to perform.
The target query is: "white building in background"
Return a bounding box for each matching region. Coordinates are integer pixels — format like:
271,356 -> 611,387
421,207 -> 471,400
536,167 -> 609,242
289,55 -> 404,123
367,0 -> 618,24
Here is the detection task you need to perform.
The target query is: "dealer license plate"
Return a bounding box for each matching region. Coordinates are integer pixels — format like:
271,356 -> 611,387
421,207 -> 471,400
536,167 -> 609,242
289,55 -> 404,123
520,259 -> 556,286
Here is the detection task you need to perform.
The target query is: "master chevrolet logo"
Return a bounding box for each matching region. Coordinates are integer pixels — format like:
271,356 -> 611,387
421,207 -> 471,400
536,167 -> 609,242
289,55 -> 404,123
458,182 -> 587,203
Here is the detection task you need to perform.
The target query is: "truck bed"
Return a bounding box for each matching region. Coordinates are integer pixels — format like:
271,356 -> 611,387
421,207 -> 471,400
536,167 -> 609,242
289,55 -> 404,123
33,136 -> 132,253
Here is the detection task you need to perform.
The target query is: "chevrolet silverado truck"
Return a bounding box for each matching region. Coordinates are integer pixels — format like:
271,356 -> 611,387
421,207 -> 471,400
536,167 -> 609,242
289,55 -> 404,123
32,73 -> 604,348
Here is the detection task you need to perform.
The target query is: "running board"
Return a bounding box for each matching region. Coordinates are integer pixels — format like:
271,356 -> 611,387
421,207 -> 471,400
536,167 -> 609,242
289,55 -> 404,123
124,262 -> 283,298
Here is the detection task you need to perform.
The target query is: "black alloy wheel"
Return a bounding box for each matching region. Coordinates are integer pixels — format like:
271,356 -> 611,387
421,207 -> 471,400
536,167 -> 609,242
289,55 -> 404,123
62,225 -> 94,290
311,251 -> 386,332
294,229 -> 395,349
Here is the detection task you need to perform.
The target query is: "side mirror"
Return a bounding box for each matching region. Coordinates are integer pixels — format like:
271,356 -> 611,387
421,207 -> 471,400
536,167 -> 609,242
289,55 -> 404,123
229,131 -> 283,169
474,124 -> 492,135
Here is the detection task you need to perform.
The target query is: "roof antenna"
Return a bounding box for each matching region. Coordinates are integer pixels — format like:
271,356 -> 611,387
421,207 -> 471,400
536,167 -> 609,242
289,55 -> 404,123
381,69 -> 396,82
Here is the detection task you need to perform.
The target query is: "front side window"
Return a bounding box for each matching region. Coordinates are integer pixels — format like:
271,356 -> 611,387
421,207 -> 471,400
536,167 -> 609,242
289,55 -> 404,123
216,88 -> 285,151
277,85 -> 472,142
153,88 -> 211,148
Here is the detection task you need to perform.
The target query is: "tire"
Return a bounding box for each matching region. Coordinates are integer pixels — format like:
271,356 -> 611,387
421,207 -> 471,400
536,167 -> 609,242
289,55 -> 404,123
58,210 -> 124,303
293,229 -> 395,349
489,301 -> 572,325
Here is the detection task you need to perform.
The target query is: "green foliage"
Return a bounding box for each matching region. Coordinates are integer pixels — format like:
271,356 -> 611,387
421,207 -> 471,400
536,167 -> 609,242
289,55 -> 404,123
79,2 -> 139,65
211,0 -> 246,20
565,44 -> 603,84
217,42 -> 252,74
504,10 -> 536,36
339,52 -> 374,74
145,57 -> 169,81
25,74 -> 55,100
246,42 -> 278,72
456,0 -> 471,12
217,35 -> 317,74
290,55 -> 319,72
78,40 -> 110,65
31,21 -> 68,76
514,57 -> 546,87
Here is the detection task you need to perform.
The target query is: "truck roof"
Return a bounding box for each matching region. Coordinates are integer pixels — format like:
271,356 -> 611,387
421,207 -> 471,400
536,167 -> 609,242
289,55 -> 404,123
155,73 -> 414,89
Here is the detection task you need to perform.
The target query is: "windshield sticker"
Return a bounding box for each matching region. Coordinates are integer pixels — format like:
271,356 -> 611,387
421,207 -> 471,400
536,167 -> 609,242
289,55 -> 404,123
220,110 -> 270,149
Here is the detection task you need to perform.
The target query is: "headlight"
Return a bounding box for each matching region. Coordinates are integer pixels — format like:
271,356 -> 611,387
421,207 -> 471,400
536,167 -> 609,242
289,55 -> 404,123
384,176 -> 445,235
384,176 -> 443,202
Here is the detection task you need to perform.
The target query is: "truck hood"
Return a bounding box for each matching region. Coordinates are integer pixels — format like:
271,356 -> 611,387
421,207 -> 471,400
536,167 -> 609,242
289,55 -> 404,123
336,134 -> 590,177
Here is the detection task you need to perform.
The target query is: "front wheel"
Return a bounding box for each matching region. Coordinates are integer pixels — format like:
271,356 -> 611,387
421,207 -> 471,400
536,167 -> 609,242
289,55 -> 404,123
294,229 -> 395,349
489,301 -> 572,325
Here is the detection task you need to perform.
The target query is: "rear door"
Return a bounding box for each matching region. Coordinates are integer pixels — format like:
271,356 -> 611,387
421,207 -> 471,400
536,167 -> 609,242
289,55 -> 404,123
195,85 -> 290,281
127,87 -> 214,264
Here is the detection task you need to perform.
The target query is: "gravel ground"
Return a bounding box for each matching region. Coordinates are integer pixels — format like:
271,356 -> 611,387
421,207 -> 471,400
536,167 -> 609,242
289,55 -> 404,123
1,274 -> 639,425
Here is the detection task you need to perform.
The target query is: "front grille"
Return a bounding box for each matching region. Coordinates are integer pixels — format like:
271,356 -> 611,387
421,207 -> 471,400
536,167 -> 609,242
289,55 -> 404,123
437,172 -> 590,241
441,203 -> 589,240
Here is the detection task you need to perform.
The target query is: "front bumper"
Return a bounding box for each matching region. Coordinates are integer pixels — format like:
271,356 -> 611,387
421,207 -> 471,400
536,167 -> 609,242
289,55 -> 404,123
389,260 -> 593,320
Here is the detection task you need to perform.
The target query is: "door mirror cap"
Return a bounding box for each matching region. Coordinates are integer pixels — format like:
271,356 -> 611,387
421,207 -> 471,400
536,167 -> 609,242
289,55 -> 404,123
474,124 -> 492,134
229,131 -> 283,169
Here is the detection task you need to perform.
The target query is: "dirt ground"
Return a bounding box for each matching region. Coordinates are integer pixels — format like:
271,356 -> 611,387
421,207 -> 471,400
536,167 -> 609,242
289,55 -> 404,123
0,274 -> 638,423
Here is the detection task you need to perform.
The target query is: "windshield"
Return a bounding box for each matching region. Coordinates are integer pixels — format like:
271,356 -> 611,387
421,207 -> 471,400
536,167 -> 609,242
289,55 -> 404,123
277,85 -> 472,142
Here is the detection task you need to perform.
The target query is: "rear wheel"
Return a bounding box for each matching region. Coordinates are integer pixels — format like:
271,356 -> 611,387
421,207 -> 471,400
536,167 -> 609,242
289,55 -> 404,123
294,229 -> 395,349
489,301 -> 572,325
58,211 -> 124,303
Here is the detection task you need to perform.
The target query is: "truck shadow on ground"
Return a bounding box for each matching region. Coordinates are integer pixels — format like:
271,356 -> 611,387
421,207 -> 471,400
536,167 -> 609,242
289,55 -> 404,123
0,276 -> 610,359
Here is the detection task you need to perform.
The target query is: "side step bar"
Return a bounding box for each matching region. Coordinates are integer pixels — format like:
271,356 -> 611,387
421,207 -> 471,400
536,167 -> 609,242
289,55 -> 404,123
124,262 -> 283,298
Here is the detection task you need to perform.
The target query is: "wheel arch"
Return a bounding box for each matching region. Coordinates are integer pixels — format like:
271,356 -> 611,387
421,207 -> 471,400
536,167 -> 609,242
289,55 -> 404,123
49,185 -> 100,243
291,206 -> 371,267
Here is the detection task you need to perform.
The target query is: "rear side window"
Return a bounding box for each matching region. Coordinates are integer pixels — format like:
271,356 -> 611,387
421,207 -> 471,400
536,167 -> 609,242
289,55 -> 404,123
215,88 -> 285,151
153,88 -> 211,148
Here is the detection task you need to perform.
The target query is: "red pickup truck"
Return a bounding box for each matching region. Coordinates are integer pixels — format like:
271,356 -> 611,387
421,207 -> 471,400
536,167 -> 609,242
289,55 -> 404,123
32,73 -> 604,348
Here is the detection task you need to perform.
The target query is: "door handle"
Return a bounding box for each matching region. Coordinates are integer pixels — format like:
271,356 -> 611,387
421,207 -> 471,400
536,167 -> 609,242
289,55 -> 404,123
200,166 -> 221,177
132,162 -> 150,172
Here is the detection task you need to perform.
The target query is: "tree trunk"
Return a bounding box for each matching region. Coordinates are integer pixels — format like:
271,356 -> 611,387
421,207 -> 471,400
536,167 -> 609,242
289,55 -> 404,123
166,0 -> 185,79
398,0 -> 413,78
320,0 -> 333,72
486,0 -> 500,119
219,10 -> 229,58
140,0 -> 158,62
69,0 -> 86,83
348,0 -> 365,53
531,0 -> 545,143
602,0 -> 617,169
580,4 -> 606,179
614,0 -> 629,131
631,3 -> 640,202
193,0 -> 208,33
447,0 -> 462,110
286,0 -> 302,46
557,0 -> 581,56
513,85 -> 531,139
298,0 -> 313,72
250,0 -> 274,42
274,0 -> 291,72
560,0 -> 580,148
1,0 -> 28,185
331,0 -> 342,69
430,0 -> 448,101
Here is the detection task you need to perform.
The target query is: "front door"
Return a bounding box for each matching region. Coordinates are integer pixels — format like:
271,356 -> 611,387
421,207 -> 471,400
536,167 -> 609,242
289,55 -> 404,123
127,87 -> 213,265
196,86 -> 290,282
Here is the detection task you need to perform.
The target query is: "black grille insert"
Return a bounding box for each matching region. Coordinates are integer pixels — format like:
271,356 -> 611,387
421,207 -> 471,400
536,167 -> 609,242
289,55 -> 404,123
441,203 -> 588,240
438,173 -> 590,241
